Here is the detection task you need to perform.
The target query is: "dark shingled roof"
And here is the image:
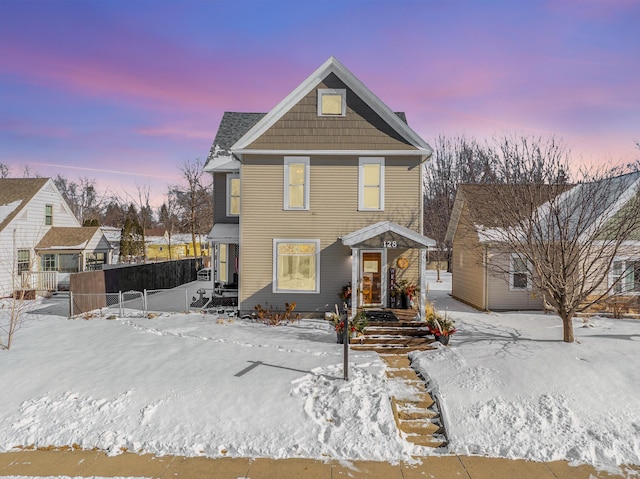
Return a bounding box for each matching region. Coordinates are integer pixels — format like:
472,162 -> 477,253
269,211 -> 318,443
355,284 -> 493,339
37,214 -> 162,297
206,110 -> 409,166
206,112 -> 265,164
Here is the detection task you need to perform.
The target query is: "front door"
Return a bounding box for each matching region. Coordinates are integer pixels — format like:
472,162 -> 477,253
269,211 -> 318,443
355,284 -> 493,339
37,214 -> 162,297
360,250 -> 385,306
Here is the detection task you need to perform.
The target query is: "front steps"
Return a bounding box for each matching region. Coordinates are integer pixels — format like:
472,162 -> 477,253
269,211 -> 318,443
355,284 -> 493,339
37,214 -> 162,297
350,320 -> 435,353
380,354 -> 448,450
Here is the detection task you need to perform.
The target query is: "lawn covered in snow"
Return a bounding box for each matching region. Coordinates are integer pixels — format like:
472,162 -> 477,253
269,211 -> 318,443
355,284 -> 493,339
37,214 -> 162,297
1,273 -> 639,473
414,273 -> 640,472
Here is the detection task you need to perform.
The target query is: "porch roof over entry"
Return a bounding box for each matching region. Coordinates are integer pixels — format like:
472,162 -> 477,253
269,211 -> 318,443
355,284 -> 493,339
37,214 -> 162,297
207,223 -> 239,244
340,221 -> 436,249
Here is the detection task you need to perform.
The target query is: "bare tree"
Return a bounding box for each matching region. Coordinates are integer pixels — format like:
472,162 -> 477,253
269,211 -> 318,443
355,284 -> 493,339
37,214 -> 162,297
423,135 -> 512,275
54,175 -> 106,224
158,189 -> 180,261
122,184 -> 156,261
476,145 -> 639,343
102,197 -> 127,227
0,163 -> 9,178
176,159 -> 213,257
0,247 -> 35,350
0,291 -> 30,350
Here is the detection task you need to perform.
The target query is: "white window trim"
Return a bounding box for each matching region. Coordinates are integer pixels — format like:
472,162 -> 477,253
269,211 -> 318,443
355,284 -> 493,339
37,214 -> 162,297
284,156 -> 310,210
358,157 -> 385,211
272,238 -> 320,294
45,204 -> 53,225
226,173 -> 240,217
217,243 -> 228,283
509,253 -> 532,291
610,257 -> 640,295
317,88 -> 346,117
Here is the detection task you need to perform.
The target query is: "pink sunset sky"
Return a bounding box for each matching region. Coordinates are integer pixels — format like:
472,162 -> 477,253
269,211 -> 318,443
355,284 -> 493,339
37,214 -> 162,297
1,0 -> 638,208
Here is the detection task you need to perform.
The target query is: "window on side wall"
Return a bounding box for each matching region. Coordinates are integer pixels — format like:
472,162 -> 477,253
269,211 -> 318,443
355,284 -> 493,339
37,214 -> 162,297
86,252 -> 106,271
611,259 -> 640,294
510,254 -> 531,291
42,254 -> 57,272
359,157 -> 384,211
218,243 -> 228,283
284,157 -> 310,210
227,174 -> 240,216
17,249 -> 30,275
317,89 -> 346,116
45,204 -> 53,225
273,239 -> 320,293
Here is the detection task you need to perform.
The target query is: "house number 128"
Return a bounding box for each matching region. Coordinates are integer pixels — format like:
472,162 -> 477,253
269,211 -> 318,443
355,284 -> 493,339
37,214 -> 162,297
383,241 -> 397,248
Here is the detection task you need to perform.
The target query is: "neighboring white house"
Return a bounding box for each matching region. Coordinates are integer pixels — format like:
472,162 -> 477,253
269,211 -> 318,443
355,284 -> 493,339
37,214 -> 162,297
0,178 -> 111,296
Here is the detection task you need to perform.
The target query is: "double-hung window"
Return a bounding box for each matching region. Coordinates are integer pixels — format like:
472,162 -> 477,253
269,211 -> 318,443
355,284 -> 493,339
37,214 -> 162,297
42,254 -> 57,272
227,174 -> 240,216
273,239 -> 320,293
510,254 -> 531,291
45,204 -> 53,225
284,157 -> 309,210
611,259 -> 640,294
17,249 -> 30,275
218,244 -> 228,283
359,157 -> 384,211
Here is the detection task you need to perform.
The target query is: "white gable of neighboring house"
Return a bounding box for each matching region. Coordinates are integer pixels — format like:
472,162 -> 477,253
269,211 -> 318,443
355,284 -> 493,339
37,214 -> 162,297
0,178 -> 80,296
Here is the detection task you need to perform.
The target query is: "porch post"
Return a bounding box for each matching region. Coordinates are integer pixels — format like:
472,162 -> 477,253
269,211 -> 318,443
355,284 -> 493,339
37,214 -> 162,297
419,248 -> 427,321
350,248 -> 359,319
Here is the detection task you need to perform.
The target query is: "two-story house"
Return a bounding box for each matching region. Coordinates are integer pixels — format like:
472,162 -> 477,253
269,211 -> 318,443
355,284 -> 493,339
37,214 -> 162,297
0,178 -> 112,296
205,57 -> 435,317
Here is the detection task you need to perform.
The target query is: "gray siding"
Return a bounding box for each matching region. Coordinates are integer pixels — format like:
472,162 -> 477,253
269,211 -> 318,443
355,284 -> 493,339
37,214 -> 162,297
487,252 -> 544,310
213,172 -> 239,225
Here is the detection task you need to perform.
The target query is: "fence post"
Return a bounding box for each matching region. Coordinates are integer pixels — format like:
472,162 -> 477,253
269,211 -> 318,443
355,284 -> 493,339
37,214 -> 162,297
143,290 -> 147,317
186,289 -> 189,313
69,291 -> 73,318
143,289 -> 148,317
119,291 -> 124,318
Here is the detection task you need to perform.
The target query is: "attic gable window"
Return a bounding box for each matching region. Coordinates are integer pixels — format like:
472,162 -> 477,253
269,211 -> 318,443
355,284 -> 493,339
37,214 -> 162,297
317,89 -> 346,116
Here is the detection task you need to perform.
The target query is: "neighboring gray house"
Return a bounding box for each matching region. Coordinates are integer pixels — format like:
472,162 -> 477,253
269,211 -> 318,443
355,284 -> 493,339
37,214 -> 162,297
446,173 -> 640,311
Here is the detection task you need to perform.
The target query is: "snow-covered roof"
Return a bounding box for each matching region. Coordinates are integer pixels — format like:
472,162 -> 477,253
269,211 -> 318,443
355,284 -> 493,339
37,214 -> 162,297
0,200 -> 22,225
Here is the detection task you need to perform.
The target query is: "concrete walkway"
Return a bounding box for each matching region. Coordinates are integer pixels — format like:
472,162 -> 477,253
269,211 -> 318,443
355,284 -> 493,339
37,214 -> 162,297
1,450 -> 636,478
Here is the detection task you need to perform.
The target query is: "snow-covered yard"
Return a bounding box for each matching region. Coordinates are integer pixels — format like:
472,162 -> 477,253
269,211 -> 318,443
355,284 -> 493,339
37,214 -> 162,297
1,272 -> 638,474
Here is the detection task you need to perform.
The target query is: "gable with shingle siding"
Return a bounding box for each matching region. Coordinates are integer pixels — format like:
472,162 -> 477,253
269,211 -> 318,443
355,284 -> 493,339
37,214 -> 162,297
246,74 -> 416,151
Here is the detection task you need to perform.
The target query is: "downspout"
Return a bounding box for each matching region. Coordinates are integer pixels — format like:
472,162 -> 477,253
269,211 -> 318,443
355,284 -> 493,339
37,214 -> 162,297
420,248 -> 426,320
